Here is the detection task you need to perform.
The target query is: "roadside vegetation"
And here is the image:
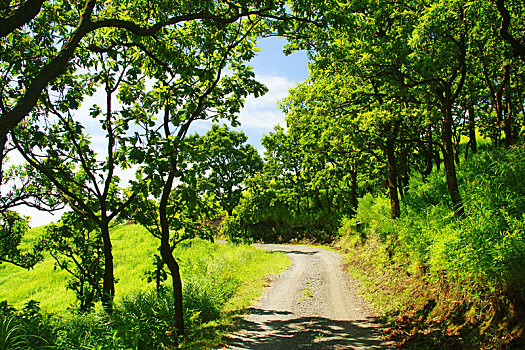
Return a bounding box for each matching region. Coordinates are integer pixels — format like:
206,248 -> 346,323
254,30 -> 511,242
0,224 -> 289,349
336,143 -> 525,349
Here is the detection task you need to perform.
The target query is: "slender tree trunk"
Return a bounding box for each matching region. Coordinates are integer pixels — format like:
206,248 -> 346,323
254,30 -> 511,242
349,167 -> 358,214
441,100 -> 465,217
325,188 -> 331,213
100,222 -> 115,313
0,132 -> 6,186
385,122 -> 401,219
468,107 -> 477,155
452,123 -> 461,165
430,126 -> 441,171
156,260 -> 162,295
504,69 -> 514,148
314,193 -> 321,209
398,145 -> 410,199
159,169 -> 185,338
418,133 -> 433,177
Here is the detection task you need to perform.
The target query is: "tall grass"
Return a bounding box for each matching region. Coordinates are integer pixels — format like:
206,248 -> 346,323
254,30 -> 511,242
342,145 -> 525,295
0,227 -> 289,349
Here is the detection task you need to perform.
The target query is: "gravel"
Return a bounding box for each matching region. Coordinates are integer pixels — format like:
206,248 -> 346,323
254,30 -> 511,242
224,244 -> 391,349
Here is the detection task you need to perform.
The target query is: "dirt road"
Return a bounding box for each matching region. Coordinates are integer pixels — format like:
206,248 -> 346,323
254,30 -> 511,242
225,244 -> 389,349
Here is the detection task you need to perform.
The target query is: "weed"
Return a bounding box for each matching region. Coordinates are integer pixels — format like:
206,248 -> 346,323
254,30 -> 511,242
0,314 -> 26,350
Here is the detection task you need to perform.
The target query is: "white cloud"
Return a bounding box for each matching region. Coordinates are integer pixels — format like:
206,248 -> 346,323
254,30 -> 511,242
237,74 -> 295,130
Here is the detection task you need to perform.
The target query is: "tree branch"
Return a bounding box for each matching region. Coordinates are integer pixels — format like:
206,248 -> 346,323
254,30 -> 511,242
0,0 -> 46,38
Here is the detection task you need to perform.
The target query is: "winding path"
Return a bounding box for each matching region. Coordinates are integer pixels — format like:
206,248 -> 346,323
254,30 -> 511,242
224,244 -> 390,349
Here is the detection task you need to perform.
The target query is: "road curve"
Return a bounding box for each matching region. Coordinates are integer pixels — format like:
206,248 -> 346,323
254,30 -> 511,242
224,244 -> 390,350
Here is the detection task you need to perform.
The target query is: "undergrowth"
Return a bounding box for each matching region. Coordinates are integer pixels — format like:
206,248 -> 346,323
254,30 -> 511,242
337,145 -> 525,349
0,235 -> 289,349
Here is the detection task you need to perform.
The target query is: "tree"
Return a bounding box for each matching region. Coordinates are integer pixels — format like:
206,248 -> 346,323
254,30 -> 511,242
192,124 -> 263,216
43,212 -> 104,312
0,0 -> 301,181
124,16 -> 267,338
262,126 -> 308,216
11,47 -> 141,313
0,211 -> 43,269
281,73 -> 379,216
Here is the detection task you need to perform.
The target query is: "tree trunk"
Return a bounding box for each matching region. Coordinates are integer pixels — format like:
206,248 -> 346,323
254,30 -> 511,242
430,125 -> 441,171
504,68 -> 515,148
398,145 -> 410,199
156,261 -> 162,296
468,107 -> 477,155
159,169 -> 185,338
418,132 -> 433,177
325,187 -> 331,212
349,168 -> 358,214
314,192 -> 321,209
160,236 -> 185,338
441,100 -> 465,217
100,222 -> 115,314
385,122 -> 400,219
0,132 -> 6,186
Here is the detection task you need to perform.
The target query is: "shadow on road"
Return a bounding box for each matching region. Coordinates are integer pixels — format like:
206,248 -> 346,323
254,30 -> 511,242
261,249 -> 319,256
227,308 -> 386,349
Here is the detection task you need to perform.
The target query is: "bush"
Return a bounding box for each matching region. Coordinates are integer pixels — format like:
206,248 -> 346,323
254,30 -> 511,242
355,194 -> 395,239
344,145 -> 525,294
223,193 -> 341,243
111,290 -> 175,349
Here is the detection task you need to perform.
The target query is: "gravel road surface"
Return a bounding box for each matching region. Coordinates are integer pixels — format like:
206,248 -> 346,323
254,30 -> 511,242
225,244 -> 389,349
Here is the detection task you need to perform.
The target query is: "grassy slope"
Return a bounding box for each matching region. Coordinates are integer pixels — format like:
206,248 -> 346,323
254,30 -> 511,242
0,224 -> 159,311
0,224 -> 290,317
335,142 -> 525,349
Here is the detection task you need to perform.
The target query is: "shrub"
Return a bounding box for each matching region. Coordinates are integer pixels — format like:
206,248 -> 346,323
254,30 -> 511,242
344,145 -> 525,294
355,194 -> 395,239
111,290 -> 175,349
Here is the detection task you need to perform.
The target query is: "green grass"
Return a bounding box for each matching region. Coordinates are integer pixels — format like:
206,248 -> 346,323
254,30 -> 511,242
0,224 -> 290,313
0,224 -> 290,348
0,224 -> 161,311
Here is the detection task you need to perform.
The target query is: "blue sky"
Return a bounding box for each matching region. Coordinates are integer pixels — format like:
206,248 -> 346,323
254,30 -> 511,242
192,36 -> 309,150
19,37 -> 309,227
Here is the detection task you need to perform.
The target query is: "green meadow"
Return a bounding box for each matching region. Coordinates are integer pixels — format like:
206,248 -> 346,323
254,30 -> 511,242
0,224 -> 290,348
